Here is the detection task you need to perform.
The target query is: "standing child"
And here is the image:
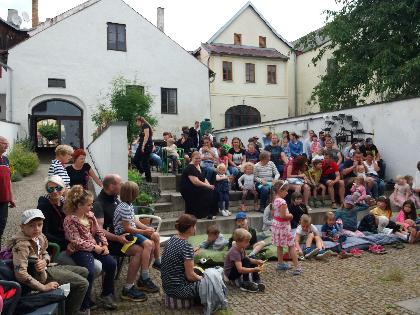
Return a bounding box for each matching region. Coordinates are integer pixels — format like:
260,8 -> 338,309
113,181 -> 161,294
295,214 -> 330,260
305,159 -> 326,207
163,138 -> 180,174
63,185 -> 118,311
215,164 -> 232,217
270,181 -> 301,275
288,192 -> 308,229
390,175 -> 411,209
394,200 -> 418,244
238,162 -> 258,211
350,176 -> 368,204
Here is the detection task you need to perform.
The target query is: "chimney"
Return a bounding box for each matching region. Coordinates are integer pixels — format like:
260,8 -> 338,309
7,9 -> 18,23
157,7 -> 164,32
32,0 -> 39,28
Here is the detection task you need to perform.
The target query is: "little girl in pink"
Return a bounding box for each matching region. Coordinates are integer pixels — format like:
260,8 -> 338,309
394,200 -> 418,243
350,176 -> 367,204
390,176 -> 411,210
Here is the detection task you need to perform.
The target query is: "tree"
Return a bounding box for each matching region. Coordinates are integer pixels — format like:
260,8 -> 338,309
38,123 -> 59,141
297,0 -> 420,111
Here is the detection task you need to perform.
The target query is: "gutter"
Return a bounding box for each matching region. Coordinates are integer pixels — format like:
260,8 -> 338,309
0,61 -> 13,121
294,51 -> 298,117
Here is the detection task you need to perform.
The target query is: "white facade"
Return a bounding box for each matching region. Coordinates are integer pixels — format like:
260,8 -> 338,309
6,0 -> 210,145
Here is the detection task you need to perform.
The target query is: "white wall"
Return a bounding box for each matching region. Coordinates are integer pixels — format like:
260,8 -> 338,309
0,120 -> 20,153
7,0 -> 210,143
214,97 -> 420,180
86,122 -> 128,194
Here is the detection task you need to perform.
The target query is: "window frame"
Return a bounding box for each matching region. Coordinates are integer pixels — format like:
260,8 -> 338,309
48,78 -> 66,88
222,61 -> 233,81
126,85 -> 144,95
245,63 -> 255,83
225,105 -> 261,128
259,36 -> 267,48
161,88 -> 178,115
267,65 -> 277,84
107,22 -> 127,52
234,33 -> 242,45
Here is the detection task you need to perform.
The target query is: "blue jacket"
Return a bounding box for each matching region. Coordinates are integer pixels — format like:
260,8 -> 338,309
289,140 -> 303,157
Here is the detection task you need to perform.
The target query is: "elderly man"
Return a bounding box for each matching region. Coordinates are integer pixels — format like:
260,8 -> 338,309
93,174 -> 156,302
0,136 -> 16,248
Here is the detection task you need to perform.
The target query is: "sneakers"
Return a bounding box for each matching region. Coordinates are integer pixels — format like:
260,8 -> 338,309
257,283 -> 266,292
291,268 -> 302,276
304,247 -> 320,259
121,286 -> 148,302
315,249 -> 332,260
206,215 -> 217,220
97,294 -> 118,310
239,281 -> 259,293
298,255 -> 306,261
276,262 -> 290,271
137,277 -> 160,293
220,210 -> 230,217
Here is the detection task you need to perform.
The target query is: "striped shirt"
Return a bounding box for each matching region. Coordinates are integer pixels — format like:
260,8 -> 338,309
113,202 -> 136,235
254,161 -> 280,183
48,159 -> 70,187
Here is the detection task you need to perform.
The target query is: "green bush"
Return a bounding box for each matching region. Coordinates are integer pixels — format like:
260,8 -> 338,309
8,143 -> 39,177
38,123 -> 59,141
128,168 -> 159,206
11,171 -> 23,182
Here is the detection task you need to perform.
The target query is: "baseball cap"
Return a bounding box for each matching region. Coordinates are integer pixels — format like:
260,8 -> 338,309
344,195 -> 355,205
21,209 -> 45,225
235,212 -> 247,220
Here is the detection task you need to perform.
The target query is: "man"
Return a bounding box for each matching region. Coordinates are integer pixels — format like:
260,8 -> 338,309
319,131 -> 326,147
176,131 -> 194,162
263,134 -> 288,174
359,138 -> 386,179
320,152 -> 345,209
189,121 -> 201,149
303,130 -> 315,158
93,174 -> 153,302
0,136 -> 16,248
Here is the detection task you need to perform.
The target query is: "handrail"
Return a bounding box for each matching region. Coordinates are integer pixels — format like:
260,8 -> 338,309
86,144 -> 102,181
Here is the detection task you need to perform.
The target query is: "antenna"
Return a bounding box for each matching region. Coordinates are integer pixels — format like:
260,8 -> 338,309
22,11 -> 30,22
11,14 -> 22,27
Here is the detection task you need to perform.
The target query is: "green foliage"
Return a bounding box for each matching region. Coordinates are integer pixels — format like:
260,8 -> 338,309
296,0 -> 420,111
91,104 -> 117,136
8,143 -> 39,178
128,168 -> 159,206
38,123 -> 59,141
14,137 -> 35,151
128,168 -> 142,183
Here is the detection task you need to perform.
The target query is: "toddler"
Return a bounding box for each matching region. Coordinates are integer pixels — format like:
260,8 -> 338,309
199,225 -> 228,250
355,162 -> 366,179
270,181 -> 301,275
321,212 -> 352,258
305,159 -> 326,207
215,164 -> 232,217
238,162 -> 258,211
295,214 -> 330,260
224,228 -> 265,293
390,175 -> 411,209
311,147 -> 324,161
350,176 -> 368,204
217,147 -> 229,170
163,138 -> 180,174
310,135 -> 321,156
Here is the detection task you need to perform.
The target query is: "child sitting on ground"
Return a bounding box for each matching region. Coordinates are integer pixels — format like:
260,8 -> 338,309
395,200 -> 419,243
335,195 -> 368,235
215,164 -> 232,217
305,159 -> 326,207
350,176 -> 368,204
113,181 -> 161,292
199,224 -> 228,250
321,212 -> 352,258
289,192 -> 308,229
163,138 -> 181,174
9,209 -> 89,315
223,228 -> 265,293
238,162 -> 258,211
228,212 -> 266,258
295,214 -> 331,260
271,181 -> 301,274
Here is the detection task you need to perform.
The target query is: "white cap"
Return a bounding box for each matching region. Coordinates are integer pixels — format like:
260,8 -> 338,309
46,175 -> 65,188
377,216 -> 389,232
21,209 -> 45,225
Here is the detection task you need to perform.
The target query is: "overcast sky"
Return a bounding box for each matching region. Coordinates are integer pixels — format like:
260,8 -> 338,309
0,0 -> 339,50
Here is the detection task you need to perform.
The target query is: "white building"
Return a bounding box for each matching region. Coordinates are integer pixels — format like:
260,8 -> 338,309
194,2 -> 297,130
3,0 -> 210,148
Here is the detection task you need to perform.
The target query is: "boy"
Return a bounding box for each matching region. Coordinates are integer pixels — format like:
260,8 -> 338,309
224,228 -> 265,293
305,159 -> 326,207
295,214 -> 330,260
199,225 -> 228,250
288,192 -> 308,229
321,212 -> 352,258
228,212 -> 266,258
9,209 -> 89,315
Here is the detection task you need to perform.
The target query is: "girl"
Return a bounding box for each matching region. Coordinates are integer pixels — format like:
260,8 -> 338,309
63,185 -> 117,312
390,176 -> 411,210
227,137 -> 246,178
395,200 -> 418,243
113,181 -> 161,293
217,146 -> 229,170
238,162 -> 258,211
271,180 -> 301,275
163,138 -> 180,174
199,136 -> 218,182
311,147 -> 324,161
310,134 -> 321,156
350,176 -> 368,204
215,164 -> 231,217
281,137 -> 291,159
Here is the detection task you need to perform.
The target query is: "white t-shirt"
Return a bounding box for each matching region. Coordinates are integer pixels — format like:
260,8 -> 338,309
363,161 -> 378,176
296,224 -> 320,237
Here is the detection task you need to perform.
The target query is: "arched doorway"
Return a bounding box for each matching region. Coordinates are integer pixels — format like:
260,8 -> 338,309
225,105 -> 261,128
30,99 -> 83,153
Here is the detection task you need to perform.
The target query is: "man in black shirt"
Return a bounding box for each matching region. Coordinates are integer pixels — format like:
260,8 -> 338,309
189,121 -> 201,149
176,132 -> 194,162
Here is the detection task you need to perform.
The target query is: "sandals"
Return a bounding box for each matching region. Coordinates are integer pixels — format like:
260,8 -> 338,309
349,248 -> 364,258
368,244 -> 387,255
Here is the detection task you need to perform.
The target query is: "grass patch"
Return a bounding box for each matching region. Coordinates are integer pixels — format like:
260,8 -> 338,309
379,267 -> 404,282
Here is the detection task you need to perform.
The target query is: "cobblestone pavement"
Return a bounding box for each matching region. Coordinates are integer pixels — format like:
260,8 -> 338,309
5,166 -> 420,315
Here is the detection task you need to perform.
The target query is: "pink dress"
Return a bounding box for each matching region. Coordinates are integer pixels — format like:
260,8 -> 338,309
271,197 -> 294,247
350,184 -> 367,202
390,183 -> 411,208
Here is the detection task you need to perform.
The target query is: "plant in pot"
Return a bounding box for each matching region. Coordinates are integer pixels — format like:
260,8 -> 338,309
38,123 -> 59,143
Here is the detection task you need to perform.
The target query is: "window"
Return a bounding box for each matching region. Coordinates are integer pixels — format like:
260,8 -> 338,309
234,33 -> 242,45
223,61 -> 233,81
245,63 -> 255,83
48,78 -> 66,88
107,22 -> 126,51
126,85 -> 144,95
225,105 -> 261,128
267,65 -> 277,84
259,36 -> 266,48
161,88 -> 177,114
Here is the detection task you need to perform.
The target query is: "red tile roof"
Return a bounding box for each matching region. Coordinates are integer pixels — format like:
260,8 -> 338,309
201,43 -> 288,60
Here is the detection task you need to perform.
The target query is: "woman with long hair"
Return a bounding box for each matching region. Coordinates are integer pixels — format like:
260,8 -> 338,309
133,116 -> 153,182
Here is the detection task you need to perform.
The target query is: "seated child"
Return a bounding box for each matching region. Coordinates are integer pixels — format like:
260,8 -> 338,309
217,147 -> 229,170
321,212 -> 352,258
228,212 -> 266,258
288,192 -> 308,229
355,162 -> 366,179
350,176 -> 368,204
311,147 -> 324,161
295,214 -> 330,260
113,181 -> 161,292
163,138 -> 180,174
199,225 -> 228,250
394,200 -> 418,243
335,195 -> 368,233
223,228 -> 265,293
390,175 -> 411,210
238,162 -> 258,211
215,164 -> 232,217
245,143 -> 260,164
9,209 -> 89,315
305,159 -> 326,207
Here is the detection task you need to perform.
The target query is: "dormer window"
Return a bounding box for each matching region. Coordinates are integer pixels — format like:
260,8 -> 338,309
234,33 -> 242,45
259,36 -> 266,48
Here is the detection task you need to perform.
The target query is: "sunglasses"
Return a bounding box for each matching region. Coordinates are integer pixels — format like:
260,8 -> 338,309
47,186 -> 64,193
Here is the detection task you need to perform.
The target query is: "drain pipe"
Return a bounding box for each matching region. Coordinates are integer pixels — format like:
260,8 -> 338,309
0,61 -> 13,121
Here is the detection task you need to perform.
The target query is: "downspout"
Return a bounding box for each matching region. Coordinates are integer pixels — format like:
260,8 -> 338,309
293,50 -> 298,117
0,61 -> 13,121
206,51 -> 213,121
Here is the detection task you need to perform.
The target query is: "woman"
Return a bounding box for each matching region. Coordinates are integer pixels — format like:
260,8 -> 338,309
285,155 -> 312,210
289,132 -> 303,157
199,136 -> 218,182
324,138 -> 343,165
364,152 -> 385,198
263,134 -> 288,174
161,214 -> 202,299
66,149 -> 102,189
180,151 -> 216,219
134,116 -> 153,182
227,137 -> 246,177
48,144 -> 74,187
254,151 -> 280,211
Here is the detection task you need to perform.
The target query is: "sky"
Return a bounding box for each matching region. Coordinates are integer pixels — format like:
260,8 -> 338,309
0,0 -> 340,50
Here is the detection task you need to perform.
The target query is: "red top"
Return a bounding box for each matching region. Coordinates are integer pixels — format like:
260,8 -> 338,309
0,156 -> 11,203
321,160 -> 339,176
